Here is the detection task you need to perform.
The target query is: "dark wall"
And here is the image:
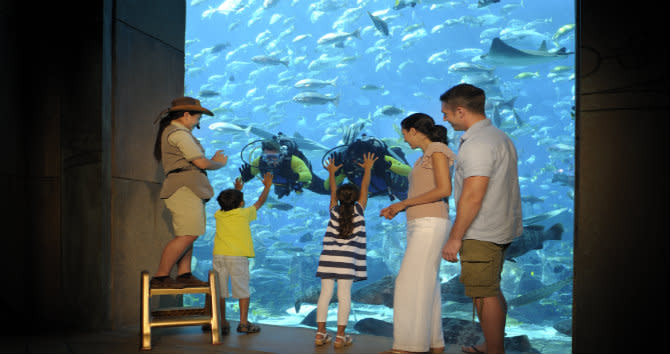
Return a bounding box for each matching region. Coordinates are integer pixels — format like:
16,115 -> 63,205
2,1 -> 111,330
1,0 -> 183,332
1,0 -> 668,350
574,2 -> 669,353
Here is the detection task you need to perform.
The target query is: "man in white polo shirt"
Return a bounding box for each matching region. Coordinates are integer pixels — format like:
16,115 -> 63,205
440,83 -> 522,354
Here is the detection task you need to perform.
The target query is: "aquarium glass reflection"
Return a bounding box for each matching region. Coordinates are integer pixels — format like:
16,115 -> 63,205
185,0 -> 575,352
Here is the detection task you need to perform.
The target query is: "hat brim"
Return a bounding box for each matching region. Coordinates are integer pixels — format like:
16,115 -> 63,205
168,105 -> 214,116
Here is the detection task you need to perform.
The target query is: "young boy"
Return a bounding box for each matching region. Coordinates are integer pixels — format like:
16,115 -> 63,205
211,171 -> 273,334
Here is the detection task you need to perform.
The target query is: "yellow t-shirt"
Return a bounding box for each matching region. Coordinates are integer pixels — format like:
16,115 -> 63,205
213,206 -> 257,257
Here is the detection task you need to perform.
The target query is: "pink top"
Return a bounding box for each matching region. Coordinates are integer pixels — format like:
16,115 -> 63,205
406,142 -> 456,221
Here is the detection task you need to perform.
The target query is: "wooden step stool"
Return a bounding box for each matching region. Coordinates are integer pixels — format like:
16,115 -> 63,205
140,271 -> 221,350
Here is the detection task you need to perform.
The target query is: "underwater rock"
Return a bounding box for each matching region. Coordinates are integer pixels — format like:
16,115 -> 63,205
442,317 -> 483,346
294,258 -> 391,312
441,275 -> 470,304
353,318 -> 393,337
294,285 -> 326,313
503,335 -> 536,353
351,275 -> 395,307
506,223 -> 564,261
298,232 -> 315,242
554,318 -> 572,336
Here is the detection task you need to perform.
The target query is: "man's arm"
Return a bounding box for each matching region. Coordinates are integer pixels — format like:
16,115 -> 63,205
442,175 -> 489,262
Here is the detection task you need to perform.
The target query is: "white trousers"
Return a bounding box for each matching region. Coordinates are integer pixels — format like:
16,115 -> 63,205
316,278 -> 353,326
393,217 -> 450,352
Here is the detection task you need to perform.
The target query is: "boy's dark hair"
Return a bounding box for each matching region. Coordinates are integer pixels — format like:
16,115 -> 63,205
439,83 -> 486,115
336,183 -> 360,239
217,189 -> 244,211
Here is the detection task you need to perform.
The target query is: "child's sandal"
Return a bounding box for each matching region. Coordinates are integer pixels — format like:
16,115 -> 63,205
334,334 -> 352,348
315,331 -> 332,346
236,322 -> 260,333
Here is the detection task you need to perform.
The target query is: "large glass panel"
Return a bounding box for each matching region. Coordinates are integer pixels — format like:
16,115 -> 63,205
186,0 -> 574,352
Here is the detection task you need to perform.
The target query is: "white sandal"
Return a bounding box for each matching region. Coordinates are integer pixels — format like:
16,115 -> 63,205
334,334 -> 353,348
315,332 -> 332,346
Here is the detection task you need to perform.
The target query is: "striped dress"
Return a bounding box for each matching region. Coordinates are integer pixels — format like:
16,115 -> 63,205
315,202 -> 367,281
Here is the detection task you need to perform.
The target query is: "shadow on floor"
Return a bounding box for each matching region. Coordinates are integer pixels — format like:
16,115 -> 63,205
2,320 -> 466,354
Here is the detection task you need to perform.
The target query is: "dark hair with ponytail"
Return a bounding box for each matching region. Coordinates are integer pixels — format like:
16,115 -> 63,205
153,110 -> 199,161
401,112 -> 449,145
335,183 -> 360,239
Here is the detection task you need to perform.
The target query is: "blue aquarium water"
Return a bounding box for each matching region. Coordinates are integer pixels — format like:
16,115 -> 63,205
185,0 -> 574,352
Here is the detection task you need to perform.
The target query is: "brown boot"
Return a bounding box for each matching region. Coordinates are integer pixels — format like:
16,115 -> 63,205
150,276 -> 185,289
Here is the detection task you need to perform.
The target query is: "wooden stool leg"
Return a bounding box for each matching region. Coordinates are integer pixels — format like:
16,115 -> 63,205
208,270 -> 221,345
140,271 -> 152,350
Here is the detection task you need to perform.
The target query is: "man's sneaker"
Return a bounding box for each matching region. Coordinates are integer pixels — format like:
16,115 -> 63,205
176,273 -> 208,287
150,276 -> 185,289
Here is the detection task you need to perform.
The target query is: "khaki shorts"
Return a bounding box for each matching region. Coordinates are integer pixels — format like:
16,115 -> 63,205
164,186 -> 206,236
459,239 -> 509,298
213,255 -> 250,299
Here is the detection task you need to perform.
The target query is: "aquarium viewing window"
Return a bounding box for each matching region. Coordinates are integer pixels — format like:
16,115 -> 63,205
185,0 -> 575,352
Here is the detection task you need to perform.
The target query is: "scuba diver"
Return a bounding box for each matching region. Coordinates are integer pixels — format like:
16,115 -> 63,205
239,133 -> 329,199
323,133 -> 411,201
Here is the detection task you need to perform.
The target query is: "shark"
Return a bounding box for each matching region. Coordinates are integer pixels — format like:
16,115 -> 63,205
208,121 -> 330,152
480,37 -> 573,67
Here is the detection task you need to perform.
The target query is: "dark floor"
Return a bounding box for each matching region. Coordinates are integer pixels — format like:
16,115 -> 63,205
3,321 -> 465,354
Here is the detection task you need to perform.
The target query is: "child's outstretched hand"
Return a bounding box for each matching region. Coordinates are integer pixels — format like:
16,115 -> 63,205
262,172 -> 273,188
324,156 -> 342,174
234,177 -> 244,191
357,152 -> 378,170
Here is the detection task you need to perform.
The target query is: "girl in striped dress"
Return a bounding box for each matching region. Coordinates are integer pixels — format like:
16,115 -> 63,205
314,152 -> 377,348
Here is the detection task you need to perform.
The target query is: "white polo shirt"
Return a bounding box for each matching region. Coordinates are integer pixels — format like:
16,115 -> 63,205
453,119 -> 523,244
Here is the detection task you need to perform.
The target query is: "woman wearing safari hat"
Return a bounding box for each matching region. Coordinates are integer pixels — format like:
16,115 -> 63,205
151,96 -> 228,288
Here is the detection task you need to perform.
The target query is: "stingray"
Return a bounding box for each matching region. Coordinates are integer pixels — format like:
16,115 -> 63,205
481,37 -> 572,67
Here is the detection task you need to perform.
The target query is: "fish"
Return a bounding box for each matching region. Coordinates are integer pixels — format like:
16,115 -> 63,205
208,121 -> 253,135
266,200 -> 294,210
360,84 -> 384,91
493,104 -> 502,127
209,42 -> 231,53
293,77 -> 338,89
251,55 -> 289,67
380,105 -> 404,116
198,89 -> 220,98
477,0 -> 500,8
514,71 -> 540,79
291,131 -> 331,151
317,29 -> 361,47
448,61 -> 495,74
508,276 -> 572,308
505,223 -> 564,261
427,49 -> 450,64
552,172 -> 575,187
393,0 -> 418,9
480,37 -> 573,67
552,24 -> 575,45
292,91 -> 340,106
263,0 -> 279,8
213,121 -> 330,152
521,195 -> 545,205
367,11 -> 389,36
522,208 -> 568,226
292,34 -> 312,43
